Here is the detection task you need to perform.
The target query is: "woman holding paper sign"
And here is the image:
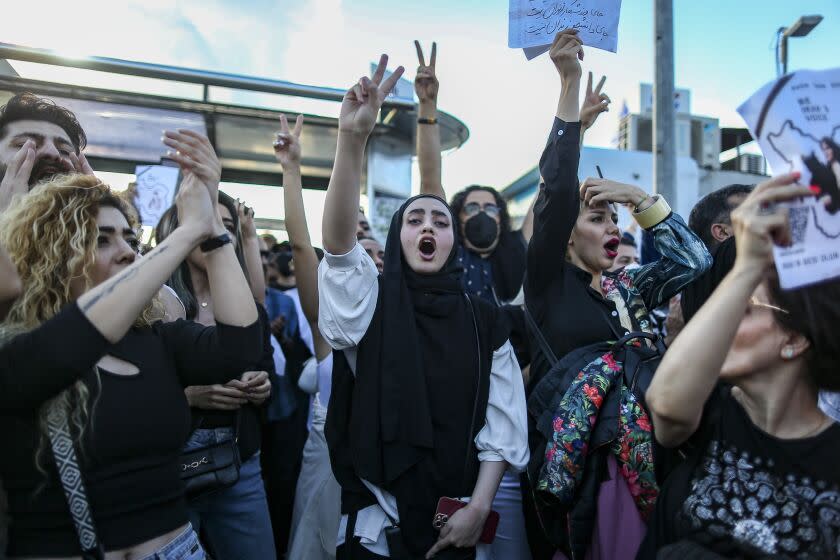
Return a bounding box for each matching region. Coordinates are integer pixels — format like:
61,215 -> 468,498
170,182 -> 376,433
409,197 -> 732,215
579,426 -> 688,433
522,29 -> 711,560
640,174 -> 840,558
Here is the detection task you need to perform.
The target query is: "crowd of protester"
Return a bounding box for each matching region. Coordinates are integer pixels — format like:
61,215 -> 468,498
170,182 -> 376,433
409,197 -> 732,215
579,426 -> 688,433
0,27 -> 838,560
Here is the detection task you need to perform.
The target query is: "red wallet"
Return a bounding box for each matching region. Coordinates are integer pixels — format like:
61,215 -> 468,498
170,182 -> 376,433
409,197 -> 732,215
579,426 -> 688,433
432,497 -> 500,544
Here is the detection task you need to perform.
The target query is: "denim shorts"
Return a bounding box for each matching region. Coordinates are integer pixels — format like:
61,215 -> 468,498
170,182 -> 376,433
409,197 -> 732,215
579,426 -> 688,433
138,524 -> 205,560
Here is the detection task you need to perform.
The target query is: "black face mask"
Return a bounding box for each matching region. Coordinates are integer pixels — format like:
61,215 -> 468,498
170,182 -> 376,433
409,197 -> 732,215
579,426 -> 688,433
464,212 -> 499,250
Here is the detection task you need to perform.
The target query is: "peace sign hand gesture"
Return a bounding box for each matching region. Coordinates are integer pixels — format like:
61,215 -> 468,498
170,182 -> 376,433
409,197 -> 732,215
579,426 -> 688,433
414,40 -> 439,104
338,54 -> 405,138
273,114 -> 304,170
581,72 -> 610,131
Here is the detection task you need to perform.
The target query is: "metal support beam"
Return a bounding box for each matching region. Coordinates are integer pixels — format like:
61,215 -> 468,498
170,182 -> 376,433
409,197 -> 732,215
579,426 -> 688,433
653,0 -> 677,205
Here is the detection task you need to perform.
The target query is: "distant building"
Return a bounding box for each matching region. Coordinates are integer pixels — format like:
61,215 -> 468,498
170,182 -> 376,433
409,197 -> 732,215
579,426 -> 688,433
502,84 -> 767,227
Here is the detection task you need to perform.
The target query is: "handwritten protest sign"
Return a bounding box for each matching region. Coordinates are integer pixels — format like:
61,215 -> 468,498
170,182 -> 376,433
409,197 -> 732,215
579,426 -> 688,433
737,68 -> 840,289
509,0 -> 622,54
133,164 -> 179,227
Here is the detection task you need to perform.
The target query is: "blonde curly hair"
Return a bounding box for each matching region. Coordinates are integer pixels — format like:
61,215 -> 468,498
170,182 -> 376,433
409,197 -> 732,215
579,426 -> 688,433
0,173 -> 162,468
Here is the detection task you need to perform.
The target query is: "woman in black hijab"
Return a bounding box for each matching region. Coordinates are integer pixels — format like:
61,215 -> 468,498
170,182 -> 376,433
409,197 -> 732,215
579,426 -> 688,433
319,54 -> 528,560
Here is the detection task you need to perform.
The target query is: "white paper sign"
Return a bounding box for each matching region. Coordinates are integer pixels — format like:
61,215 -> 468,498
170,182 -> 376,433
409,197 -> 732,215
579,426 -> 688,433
133,165 -> 180,227
737,68 -> 840,289
509,0 -> 622,54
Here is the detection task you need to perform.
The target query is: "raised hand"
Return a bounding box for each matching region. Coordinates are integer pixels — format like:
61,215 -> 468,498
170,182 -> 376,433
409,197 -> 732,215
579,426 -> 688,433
0,139 -> 36,213
731,172 -> 814,272
174,170 -> 219,241
580,177 -> 649,207
549,29 -> 584,81
237,199 -> 257,239
68,151 -> 95,175
414,40 -> 439,104
162,129 -> 222,204
273,114 -> 303,170
338,54 -> 405,137
581,72 -> 610,131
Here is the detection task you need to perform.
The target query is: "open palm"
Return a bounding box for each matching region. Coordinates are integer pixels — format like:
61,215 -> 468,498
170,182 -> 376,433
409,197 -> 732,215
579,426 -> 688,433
338,54 -> 405,136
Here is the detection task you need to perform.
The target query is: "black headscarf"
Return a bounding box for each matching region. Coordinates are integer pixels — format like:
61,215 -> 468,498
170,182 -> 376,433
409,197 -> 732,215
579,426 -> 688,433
326,194 -> 509,554
349,194 -> 465,484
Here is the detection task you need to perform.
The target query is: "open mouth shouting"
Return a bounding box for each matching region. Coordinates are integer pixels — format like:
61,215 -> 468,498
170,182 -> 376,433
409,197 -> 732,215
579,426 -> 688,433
418,235 -> 437,261
603,237 -> 620,259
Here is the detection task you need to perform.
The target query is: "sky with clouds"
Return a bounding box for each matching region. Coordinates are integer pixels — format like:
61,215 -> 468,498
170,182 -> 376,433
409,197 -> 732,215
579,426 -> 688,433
2,0 -> 839,242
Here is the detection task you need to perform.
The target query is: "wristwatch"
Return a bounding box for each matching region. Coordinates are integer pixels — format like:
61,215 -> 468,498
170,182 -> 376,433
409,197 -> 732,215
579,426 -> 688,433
200,232 -> 232,253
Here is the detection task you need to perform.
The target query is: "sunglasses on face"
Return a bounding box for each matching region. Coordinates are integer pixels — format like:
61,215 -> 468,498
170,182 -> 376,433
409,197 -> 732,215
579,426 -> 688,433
463,202 -> 500,218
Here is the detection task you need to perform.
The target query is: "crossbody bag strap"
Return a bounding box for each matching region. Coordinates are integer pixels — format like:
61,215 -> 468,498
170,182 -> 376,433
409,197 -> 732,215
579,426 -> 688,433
523,304 -> 558,367
46,402 -> 104,560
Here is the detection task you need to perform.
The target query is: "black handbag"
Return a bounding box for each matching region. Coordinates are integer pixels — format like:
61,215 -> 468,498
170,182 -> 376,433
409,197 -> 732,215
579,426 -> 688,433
180,412 -> 242,499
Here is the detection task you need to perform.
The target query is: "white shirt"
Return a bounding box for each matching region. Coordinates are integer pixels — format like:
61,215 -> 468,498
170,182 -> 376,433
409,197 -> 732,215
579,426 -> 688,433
318,243 -> 529,557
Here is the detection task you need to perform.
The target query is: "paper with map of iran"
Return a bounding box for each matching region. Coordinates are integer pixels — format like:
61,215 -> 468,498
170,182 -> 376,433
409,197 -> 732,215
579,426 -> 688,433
738,68 -> 840,289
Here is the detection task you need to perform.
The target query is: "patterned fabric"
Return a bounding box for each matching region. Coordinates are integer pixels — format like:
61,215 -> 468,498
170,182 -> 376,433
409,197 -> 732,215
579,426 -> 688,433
603,214 -> 712,335
46,402 -> 102,558
458,246 -> 496,303
536,350 -> 658,519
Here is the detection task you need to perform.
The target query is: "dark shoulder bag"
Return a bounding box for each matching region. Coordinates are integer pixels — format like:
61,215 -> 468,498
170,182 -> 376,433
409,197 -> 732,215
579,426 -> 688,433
179,411 -> 241,499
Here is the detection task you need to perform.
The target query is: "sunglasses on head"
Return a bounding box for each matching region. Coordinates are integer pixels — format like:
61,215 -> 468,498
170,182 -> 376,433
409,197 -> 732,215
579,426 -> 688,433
463,202 -> 500,218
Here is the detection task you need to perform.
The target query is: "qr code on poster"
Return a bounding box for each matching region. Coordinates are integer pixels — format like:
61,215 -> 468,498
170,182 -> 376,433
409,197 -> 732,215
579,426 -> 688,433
789,205 -> 810,244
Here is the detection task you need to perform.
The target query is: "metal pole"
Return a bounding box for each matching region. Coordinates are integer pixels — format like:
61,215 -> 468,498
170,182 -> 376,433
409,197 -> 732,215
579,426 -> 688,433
780,34 -> 789,75
653,0 -> 677,205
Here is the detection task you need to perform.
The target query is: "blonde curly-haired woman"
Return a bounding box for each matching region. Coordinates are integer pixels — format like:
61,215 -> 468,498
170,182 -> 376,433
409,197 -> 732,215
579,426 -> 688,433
0,164 -> 260,559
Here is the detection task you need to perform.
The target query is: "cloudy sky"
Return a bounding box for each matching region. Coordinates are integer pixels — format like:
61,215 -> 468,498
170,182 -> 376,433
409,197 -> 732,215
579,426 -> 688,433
3,0 -> 838,243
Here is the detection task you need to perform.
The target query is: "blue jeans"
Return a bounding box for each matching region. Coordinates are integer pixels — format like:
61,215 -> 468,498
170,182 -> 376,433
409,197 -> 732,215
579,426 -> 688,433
185,428 -> 276,560
138,524 -> 205,560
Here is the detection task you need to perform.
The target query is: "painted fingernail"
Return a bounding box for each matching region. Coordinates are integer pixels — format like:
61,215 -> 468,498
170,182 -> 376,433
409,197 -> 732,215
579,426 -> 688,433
810,185 -> 822,195
792,171 -> 801,180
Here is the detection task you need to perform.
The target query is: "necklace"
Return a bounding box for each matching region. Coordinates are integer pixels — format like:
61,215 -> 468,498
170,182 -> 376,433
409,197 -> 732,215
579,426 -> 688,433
200,301 -> 209,308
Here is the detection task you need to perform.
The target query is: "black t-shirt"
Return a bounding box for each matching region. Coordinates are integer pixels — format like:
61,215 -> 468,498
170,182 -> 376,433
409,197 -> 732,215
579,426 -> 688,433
0,303 -> 263,556
639,385 -> 840,559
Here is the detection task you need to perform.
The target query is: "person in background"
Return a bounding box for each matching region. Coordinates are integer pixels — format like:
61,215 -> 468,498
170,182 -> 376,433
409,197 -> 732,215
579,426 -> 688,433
357,208 -> 373,240
0,93 -> 95,214
688,184 -> 754,251
155,130 -> 276,560
359,236 -> 385,274
320,54 -> 528,560
608,232 -> 639,272
641,173 -> 840,558
274,112 -> 342,560
523,29 -> 711,559
0,162 -> 260,558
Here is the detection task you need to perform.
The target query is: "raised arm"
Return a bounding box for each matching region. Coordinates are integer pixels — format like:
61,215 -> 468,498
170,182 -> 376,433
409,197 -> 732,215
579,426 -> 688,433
238,201 -> 266,305
414,41 -> 444,199
322,55 -> 405,255
579,72 -> 610,147
526,30 -> 584,298
646,173 -> 809,448
275,114 -> 332,360
162,129 -> 257,327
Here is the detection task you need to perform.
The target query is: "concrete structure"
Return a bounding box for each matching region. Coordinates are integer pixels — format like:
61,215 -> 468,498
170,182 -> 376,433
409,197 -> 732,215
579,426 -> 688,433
0,42 -> 469,239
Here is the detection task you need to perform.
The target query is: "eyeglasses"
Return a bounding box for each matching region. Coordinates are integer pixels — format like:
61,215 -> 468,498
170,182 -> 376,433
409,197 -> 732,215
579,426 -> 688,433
748,297 -> 789,314
463,202 -> 500,218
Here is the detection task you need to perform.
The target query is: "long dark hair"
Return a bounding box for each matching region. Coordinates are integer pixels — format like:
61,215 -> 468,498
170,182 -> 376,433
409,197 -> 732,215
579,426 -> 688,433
821,137 -> 840,164
155,190 -> 248,319
449,185 -> 512,234
768,272 -> 840,391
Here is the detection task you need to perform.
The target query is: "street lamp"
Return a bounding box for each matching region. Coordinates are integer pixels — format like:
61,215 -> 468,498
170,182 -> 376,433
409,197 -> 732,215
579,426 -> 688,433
778,15 -> 823,76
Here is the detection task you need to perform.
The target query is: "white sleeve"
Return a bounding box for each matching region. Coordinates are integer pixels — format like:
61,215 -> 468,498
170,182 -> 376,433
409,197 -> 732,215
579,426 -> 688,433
318,243 -> 379,350
474,340 -> 530,471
